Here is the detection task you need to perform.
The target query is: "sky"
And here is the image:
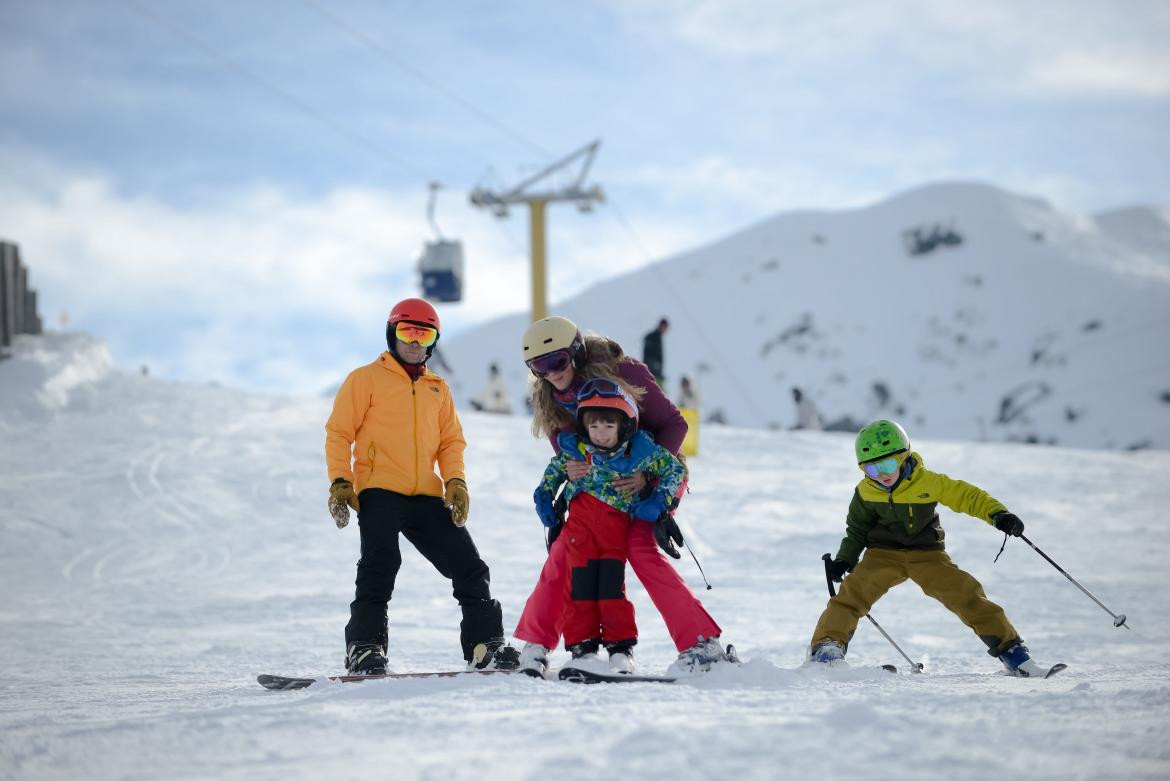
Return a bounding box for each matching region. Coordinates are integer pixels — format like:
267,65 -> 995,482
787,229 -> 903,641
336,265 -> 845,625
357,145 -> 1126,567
2,0 -> 1168,394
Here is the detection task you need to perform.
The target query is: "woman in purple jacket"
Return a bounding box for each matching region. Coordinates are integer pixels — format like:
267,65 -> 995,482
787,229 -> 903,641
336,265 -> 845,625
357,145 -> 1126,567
513,316 -> 735,675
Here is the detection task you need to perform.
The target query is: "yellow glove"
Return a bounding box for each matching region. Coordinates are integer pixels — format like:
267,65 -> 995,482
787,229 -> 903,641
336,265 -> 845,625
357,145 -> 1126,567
445,478 -> 470,527
329,479 -> 360,529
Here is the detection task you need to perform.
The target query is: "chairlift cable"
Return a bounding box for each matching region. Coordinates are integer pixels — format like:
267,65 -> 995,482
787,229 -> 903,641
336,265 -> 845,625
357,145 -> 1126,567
119,0 -> 431,180
300,0 -> 552,159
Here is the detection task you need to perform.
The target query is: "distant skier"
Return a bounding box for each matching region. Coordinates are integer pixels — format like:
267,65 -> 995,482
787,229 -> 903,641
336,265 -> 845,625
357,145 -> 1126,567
808,419 -> 1053,677
641,317 -> 669,385
530,378 -> 686,674
677,375 -> 699,410
469,362 -> 512,414
791,386 -> 822,431
325,298 -> 519,675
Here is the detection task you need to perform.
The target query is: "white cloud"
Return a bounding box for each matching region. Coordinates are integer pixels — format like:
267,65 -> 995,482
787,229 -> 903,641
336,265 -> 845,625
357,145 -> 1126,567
614,0 -> 1170,97
0,155 -> 720,392
1023,52 -> 1170,97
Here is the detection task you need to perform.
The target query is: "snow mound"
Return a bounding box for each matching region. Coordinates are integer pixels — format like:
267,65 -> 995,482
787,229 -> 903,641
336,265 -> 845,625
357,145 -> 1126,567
0,332 -> 112,426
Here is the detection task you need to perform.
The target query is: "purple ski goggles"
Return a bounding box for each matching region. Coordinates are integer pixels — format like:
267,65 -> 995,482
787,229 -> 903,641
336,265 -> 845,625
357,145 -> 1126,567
526,349 -> 573,377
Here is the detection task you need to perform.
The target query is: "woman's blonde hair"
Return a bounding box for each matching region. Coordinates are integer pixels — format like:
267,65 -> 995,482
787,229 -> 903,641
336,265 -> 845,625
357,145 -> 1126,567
529,334 -> 645,438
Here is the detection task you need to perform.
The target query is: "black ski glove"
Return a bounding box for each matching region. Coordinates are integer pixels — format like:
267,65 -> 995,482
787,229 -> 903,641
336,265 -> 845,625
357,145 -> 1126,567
654,514 -> 684,559
826,558 -> 854,583
993,511 -> 1025,537
546,521 -> 563,552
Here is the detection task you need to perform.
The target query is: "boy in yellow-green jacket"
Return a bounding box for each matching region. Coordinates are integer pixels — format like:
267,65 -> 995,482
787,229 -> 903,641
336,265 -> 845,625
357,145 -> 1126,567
809,420 -> 1051,677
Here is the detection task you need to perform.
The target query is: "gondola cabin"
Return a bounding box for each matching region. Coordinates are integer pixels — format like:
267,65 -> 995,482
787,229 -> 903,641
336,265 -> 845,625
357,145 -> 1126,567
419,239 -> 464,303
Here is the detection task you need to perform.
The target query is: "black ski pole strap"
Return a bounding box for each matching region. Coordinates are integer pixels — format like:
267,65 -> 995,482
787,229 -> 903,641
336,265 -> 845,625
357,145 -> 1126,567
993,532 -> 1008,563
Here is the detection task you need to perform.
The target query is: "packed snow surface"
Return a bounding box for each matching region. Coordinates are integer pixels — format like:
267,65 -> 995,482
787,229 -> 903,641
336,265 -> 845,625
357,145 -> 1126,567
2,334 -> 1168,780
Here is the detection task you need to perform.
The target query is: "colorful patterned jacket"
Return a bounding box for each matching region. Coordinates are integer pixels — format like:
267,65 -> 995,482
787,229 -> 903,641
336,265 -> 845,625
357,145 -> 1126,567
537,430 -> 684,514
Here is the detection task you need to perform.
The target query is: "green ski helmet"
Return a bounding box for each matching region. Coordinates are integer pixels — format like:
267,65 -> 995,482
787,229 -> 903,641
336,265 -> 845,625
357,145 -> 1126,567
855,420 -> 911,464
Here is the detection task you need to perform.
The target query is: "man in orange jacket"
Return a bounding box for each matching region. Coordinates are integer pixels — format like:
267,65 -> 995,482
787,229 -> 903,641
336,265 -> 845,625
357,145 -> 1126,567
325,298 -> 519,674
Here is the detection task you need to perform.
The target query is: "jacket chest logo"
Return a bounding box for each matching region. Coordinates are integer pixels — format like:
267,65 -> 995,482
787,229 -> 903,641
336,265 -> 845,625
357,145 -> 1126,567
918,493 -> 930,499
429,387 -> 439,393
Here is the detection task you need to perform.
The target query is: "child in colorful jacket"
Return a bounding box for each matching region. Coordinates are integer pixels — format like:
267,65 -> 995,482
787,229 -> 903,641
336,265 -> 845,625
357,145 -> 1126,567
531,378 -> 685,674
809,419 -> 1051,677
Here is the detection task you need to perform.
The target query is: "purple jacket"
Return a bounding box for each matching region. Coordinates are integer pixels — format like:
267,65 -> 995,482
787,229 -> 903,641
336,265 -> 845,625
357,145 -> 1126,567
549,356 -> 689,456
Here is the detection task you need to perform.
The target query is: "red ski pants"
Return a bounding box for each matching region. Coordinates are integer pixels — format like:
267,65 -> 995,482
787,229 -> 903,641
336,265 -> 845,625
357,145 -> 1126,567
514,492 -> 721,652
560,493 -> 637,648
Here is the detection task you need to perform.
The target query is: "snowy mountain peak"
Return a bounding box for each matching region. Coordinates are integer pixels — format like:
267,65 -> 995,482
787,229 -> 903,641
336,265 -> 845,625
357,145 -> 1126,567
441,181 -> 1170,450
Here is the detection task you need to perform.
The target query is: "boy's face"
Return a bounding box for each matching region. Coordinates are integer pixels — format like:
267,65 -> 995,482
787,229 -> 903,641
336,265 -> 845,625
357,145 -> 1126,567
861,454 -> 904,487
587,419 -> 620,448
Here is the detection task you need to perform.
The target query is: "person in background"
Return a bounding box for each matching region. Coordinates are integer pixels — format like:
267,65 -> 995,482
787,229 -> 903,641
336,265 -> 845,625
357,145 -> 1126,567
470,362 -> 512,414
515,315 -> 736,677
642,317 -> 670,384
791,386 -> 823,431
677,375 -> 699,410
325,297 -> 519,675
808,419 -> 1053,677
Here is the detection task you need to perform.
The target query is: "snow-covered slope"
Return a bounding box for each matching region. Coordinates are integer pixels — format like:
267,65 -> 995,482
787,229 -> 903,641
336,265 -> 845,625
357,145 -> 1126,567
2,334 -> 1168,780
440,182 -> 1170,450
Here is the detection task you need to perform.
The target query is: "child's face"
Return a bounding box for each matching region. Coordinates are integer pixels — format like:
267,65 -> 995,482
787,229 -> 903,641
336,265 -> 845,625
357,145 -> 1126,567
587,419 -> 620,448
861,454 -> 904,487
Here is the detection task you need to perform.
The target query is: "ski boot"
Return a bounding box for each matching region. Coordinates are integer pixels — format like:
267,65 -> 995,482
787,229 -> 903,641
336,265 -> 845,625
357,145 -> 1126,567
345,641 -> 388,675
605,640 -> 636,674
470,638 -> 521,671
564,639 -> 608,674
518,642 -> 550,678
808,640 -> 846,665
667,635 -> 740,675
997,643 -> 1051,677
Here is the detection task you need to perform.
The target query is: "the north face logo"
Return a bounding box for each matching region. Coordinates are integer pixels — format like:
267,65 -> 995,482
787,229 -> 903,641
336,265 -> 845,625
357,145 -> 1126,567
430,387 -> 439,393
918,493 -> 930,499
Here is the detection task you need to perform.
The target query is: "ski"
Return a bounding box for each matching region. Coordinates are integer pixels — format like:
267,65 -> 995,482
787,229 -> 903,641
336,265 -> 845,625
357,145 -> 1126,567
1015,662 -> 1067,679
257,669 -> 520,690
557,666 -> 677,684
804,661 -> 900,674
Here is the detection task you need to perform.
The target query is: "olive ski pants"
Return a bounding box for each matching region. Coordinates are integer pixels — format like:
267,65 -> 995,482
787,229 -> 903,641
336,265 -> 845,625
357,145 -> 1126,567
810,549 -> 1020,656
346,488 -> 504,662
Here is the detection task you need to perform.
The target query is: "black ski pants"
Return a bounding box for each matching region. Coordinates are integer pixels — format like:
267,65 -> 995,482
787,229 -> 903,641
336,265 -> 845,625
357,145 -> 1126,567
345,488 -> 503,662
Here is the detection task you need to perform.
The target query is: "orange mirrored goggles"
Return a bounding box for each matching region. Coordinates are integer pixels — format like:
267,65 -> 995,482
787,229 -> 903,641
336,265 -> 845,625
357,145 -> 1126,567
395,322 -> 438,347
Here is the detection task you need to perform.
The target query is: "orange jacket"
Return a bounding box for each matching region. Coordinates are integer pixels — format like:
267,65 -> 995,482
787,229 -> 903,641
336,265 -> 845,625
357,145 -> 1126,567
325,353 -> 466,497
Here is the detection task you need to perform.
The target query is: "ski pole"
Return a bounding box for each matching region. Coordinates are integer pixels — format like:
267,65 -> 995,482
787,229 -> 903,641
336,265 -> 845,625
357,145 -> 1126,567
686,541 -> 712,590
1019,534 -> 1129,629
822,554 -> 923,672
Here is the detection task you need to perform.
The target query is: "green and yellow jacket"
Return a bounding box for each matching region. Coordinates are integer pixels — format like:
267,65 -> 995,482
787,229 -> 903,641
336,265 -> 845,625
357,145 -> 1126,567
835,452 -> 1007,565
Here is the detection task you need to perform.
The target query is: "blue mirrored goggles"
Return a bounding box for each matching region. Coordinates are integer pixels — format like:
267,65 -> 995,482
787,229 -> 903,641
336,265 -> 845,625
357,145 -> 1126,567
577,378 -> 624,403
861,455 -> 903,478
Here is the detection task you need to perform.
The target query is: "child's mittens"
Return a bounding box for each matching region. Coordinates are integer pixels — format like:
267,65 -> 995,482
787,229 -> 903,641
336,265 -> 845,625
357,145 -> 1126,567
533,488 -> 559,528
992,511 -> 1025,537
632,491 -> 668,522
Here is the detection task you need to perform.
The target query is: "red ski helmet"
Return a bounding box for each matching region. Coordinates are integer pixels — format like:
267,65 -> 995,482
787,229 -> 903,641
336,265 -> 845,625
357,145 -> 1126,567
386,298 -> 440,362
388,298 -> 440,331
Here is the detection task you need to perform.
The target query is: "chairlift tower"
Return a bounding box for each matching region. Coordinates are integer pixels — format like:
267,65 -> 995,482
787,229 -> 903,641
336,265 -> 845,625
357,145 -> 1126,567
470,139 -> 604,322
